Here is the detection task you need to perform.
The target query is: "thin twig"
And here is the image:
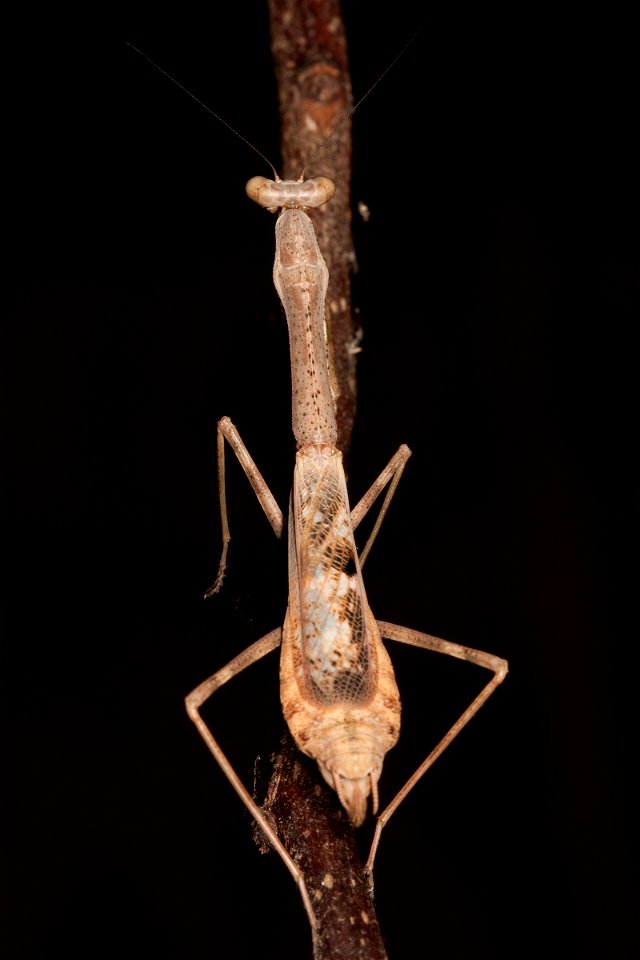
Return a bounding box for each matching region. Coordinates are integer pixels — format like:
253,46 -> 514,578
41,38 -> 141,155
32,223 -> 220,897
257,3 -> 389,958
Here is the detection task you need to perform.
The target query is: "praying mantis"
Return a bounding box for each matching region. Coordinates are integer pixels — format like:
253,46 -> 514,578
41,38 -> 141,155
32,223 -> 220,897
185,171 -> 508,926
127,26 -> 508,942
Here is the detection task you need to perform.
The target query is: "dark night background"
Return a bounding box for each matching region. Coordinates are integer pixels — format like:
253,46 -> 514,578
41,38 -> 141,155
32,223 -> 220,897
5,5 -> 638,958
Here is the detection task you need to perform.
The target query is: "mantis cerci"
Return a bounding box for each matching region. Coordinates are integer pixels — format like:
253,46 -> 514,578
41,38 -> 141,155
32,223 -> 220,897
129,27 -> 508,942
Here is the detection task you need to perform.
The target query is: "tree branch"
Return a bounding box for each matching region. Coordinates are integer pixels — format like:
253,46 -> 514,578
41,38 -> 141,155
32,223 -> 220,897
251,3 -> 389,958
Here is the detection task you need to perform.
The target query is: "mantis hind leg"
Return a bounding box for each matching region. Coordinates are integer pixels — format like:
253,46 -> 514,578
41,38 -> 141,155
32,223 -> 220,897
185,627 -> 319,934
366,621 -> 508,875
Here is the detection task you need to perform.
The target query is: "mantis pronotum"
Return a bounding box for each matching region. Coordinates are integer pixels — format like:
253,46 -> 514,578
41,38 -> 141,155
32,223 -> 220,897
185,160 -> 509,926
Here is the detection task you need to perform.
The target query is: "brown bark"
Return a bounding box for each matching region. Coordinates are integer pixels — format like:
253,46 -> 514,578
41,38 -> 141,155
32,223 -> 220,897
257,735 -> 388,960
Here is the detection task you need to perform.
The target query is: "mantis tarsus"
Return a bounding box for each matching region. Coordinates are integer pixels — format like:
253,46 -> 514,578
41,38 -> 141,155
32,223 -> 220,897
185,171 -> 509,931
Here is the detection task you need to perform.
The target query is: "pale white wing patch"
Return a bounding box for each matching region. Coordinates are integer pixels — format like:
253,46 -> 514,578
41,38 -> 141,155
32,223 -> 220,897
293,448 -> 377,705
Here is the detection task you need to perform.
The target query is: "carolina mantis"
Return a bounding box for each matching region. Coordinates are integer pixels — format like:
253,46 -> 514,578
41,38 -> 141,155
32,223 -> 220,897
127,31 -> 508,939
184,171 -> 508,928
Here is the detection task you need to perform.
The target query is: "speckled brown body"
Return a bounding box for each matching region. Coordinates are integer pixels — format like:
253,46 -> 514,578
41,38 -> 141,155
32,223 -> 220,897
243,198 -> 402,825
280,444 -> 401,826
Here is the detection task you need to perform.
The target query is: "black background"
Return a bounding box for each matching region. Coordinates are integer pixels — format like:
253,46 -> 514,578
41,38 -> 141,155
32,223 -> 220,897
5,4 -> 638,958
